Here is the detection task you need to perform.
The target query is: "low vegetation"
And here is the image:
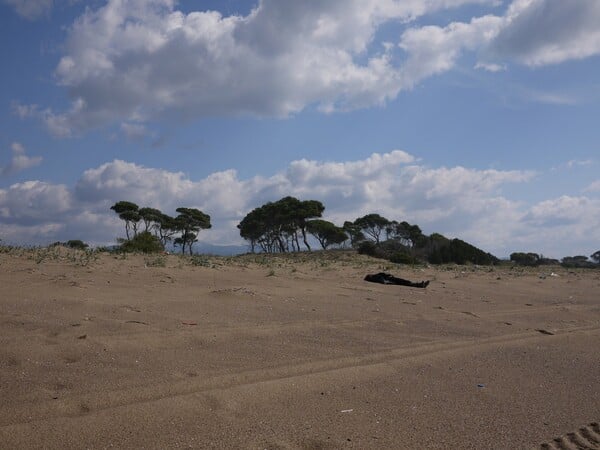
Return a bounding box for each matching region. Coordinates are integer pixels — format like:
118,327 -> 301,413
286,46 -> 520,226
510,251 -> 600,269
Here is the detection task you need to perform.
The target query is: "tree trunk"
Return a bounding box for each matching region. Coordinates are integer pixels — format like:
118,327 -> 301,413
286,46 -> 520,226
301,228 -> 311,251
276,236 -> 286,253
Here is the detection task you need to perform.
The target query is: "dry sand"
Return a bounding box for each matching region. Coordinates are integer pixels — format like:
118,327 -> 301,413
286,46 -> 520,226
1,248 -> 599,449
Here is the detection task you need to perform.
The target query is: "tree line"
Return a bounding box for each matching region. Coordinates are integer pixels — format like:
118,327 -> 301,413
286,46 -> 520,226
236,198 -> 498,265
110,201 -> 211,255
510,251 -> 600,268
107,197 -> 600,267
236,196 -> 347,253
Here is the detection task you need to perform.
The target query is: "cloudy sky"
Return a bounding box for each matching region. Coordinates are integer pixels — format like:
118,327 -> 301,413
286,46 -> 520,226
1,0 -> 599,258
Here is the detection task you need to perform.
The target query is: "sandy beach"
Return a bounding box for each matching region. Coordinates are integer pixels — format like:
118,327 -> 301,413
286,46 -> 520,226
1,249 -> 599,449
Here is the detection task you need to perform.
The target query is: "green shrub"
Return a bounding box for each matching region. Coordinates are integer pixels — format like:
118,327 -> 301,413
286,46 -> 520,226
66,240 -> 89,250
357,241 -> 378,257
389,251 -> 417,265
119,231 -> 164,253
189,255 -> 211,267
144,255 -> 167,267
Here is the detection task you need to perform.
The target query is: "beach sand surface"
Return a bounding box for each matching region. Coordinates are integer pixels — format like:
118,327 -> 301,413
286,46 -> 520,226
1,249 -> 599,449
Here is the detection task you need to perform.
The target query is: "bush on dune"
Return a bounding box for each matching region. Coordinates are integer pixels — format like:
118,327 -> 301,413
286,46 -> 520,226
119,231 -> 164,254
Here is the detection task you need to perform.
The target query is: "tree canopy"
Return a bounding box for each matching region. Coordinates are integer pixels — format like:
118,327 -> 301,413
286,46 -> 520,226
353,213 -> 390,244
237,196 -> 325,253
173,207 -> 212,255
104,198 -> 598,268
342,221 -> 365,247
306,219 -> 347,250
110,202 -> 211,254
110,201 -> 141,240
561,255 -> 596,268
510,252 -> 540,266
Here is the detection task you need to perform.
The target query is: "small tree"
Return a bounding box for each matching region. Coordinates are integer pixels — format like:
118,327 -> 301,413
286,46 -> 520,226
306,219 -> 347,250
561,255 -> 594,268
591,250 -> 600,264
510,252 -> 540,266
155,213 -> 179,247
354,213 -> 390,244
294,199 -> 325,251
389,221 -> 426,248
342,221 -> 365,248
238,207 -> 267,253
138,207 -> 163,233
174,207 -> 211,255
110,201 -> 140,240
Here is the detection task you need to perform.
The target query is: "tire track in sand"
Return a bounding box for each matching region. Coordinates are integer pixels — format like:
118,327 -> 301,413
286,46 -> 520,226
539,422 -> 600,449
2,323 -> 598,428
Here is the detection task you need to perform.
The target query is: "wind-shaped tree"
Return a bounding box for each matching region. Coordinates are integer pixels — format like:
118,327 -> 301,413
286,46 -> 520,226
237,196 -> 325,253
110,201 -> 141,240
353,213 -> 390,244
173,207 -> 211,255
306,219 -> 347,250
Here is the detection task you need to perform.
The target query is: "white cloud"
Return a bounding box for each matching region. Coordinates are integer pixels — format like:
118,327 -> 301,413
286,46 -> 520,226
566,159 -> 594,168
14,0 -> 596,135
4,150 -> 597,258
584,180 -> 600,193
11,102 -> 39,119
474,62 -> 506,72
526,195 -> 595,226
399,14 -> 504,86
38,0 -> 500,135
488,0 -> 600,67
14,1 -> 600,135
2,0 -> 81,20
525,90 -> 579,106
516,195 -> 600,255
2,0 -> 53,20
0,180 -> 71,224
397,0 -> 600,80
120,122 -> 153,141
1,142 -> 43,176
551,159 -> 596,172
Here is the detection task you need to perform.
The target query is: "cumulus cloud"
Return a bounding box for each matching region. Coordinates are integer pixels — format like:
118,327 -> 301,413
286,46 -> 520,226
4,150 -> 597,258
18,0 -> 598,135
516,195 -> 600,255
1,142 -> 43,176
7,0 -> 597,136
37,0 -> 503,135
0,180 -> 71,225
399,14 -> 504,86
525,195 -> 594,227
488,0 -> 600,67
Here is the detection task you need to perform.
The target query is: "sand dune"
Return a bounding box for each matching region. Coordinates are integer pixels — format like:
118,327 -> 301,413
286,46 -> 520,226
1,249 -> 599,449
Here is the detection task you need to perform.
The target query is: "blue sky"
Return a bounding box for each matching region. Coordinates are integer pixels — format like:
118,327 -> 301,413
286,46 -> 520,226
1,0 -> 599,258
